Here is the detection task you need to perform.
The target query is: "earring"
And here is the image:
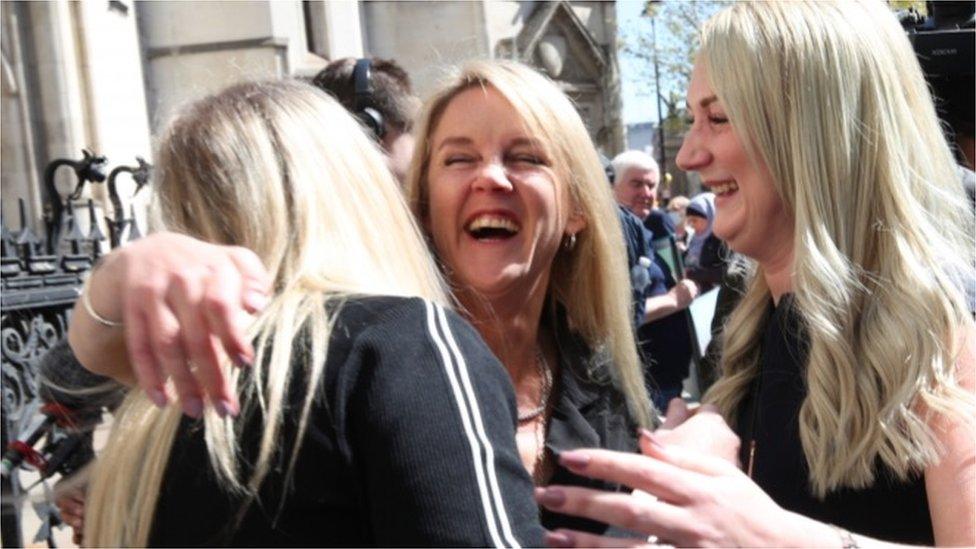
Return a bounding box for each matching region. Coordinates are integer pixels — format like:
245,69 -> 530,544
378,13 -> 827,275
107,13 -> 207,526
562,233 -> 577,251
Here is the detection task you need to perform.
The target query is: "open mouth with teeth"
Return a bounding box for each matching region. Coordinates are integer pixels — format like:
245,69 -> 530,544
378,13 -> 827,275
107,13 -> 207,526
466,214 -> 521,241
712,181 -> 739,196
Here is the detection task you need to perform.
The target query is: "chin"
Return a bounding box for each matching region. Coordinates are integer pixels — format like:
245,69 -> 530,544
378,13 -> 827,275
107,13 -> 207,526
457,267 -> 527,299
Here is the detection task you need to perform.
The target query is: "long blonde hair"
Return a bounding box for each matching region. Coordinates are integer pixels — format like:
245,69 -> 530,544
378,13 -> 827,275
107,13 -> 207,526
404,59 -> 653,427
84,80 -> 448,545
701,0 -> 975,496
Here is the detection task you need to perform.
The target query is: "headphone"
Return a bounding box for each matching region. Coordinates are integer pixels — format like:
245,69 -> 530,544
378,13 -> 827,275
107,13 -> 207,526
353,58 -> 386,141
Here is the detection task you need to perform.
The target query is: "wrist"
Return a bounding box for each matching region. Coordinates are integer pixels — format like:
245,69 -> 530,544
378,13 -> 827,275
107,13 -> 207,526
780,510 -> 844,547
85,253 -> 126,325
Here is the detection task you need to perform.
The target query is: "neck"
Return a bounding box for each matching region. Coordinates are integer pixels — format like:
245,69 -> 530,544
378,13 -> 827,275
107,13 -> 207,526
760,245 -> 794,305
455,281 -> 549,383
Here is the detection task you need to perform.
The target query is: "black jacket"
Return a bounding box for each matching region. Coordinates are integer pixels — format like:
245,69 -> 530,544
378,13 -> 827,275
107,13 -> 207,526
149,296 -> 544,547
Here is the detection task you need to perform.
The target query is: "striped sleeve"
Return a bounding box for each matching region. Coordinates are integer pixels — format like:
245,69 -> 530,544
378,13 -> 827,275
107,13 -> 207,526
341,298 -> 544,547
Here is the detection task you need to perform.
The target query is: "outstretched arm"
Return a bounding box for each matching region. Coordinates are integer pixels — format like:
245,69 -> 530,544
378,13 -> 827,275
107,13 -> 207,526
68,232 -> 271,418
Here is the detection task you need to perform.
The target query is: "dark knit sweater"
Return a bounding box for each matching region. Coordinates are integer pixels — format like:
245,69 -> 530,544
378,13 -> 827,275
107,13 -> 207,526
149,296 -> 544,547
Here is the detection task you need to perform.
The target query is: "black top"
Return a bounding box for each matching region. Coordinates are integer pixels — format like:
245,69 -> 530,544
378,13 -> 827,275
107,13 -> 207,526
643,208 -> 675,241
736,295 -> 934,545
684,234 -> 727,291
541,305 -> 640,534
149,296 -> 545,547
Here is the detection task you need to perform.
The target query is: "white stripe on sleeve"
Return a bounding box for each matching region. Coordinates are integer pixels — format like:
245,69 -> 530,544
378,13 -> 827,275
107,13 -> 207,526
434,303 -> 521,549
424,301 -> 508,548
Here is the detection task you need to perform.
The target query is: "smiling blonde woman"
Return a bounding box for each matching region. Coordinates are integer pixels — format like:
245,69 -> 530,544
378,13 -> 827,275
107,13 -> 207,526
535,1 -> 975,546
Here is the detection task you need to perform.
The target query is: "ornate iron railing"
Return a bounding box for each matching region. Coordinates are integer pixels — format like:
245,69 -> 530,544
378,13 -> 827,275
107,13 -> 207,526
1,151 -> 150,547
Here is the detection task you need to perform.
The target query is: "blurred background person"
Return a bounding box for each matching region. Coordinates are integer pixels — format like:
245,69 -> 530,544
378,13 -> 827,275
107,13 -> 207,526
610,152 -> 699,411
611,151 -> 675,241
312,57 -> 419,183
666,194 -> 691,252
683,192 -> 728,291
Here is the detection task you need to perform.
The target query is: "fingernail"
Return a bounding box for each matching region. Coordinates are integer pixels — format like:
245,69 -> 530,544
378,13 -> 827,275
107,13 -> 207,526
183,396 -> 203,419
243,289 -> 269,312
213,399 -> 229,418
235,353 -> 253,368
213,398 -> 238,418
545,531 -> 575,548
558,451 -> 590,471
537,487 -> 566,508
147,388 -> 168,408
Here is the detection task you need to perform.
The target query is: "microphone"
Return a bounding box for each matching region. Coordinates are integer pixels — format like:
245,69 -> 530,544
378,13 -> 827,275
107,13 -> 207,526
1,339 -> 125,479
38,339 -> 125,429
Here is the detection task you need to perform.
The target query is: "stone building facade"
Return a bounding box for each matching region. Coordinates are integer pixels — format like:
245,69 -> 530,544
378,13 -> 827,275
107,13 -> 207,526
1,0 -> 625,233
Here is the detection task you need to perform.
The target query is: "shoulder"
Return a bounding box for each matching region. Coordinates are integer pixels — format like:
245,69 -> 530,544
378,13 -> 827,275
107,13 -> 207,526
326,295 -> 510,398
644,208 -> 675,239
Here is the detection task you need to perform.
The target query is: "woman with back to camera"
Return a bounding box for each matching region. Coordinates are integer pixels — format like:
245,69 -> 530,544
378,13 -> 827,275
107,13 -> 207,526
70,79 -> 545,546
534,1 -> 976,546
70,59 -> 681,538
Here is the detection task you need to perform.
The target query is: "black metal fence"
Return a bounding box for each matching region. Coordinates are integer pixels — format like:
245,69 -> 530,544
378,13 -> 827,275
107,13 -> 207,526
1,150 -> 150,547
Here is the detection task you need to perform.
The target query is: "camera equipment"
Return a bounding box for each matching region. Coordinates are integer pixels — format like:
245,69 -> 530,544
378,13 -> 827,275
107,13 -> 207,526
353,58 -> 387,141
900,2 -> 975,142
1,339 -> 124,481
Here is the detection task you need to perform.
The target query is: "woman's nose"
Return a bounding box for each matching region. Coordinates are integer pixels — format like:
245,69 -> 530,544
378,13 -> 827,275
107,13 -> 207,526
472,161 -> 514,192
676,130 -> 712,172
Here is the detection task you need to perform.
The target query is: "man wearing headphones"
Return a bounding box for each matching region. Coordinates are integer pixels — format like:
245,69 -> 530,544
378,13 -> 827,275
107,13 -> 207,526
312,57 -> 419,184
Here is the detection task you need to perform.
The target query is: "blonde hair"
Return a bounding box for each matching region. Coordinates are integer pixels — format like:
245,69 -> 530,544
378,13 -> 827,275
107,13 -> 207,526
84,80 -> 448,545
701,1 -> 975,496
404,59 -> 653,427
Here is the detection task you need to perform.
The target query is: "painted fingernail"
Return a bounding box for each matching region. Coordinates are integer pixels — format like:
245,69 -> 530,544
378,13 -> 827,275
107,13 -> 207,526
183,396 -> 203,419
558,451 -> 590,471
147,388 -> 168,408
537,487 -> 566,508
213,398 -> 238,418
243,289 -> 269,312
544,531 -> 575,548
235,353 -> 253,368
212,399 -> 229,418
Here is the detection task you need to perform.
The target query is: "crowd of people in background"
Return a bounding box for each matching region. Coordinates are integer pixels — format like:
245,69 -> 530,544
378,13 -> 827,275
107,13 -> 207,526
42,0 -> 974,546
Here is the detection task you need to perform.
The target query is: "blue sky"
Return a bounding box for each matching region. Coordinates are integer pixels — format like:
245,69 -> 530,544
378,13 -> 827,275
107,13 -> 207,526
618,0 -> 659,126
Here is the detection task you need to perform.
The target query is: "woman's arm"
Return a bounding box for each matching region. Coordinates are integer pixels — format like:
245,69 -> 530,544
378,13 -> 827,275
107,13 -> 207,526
925,325 -> 976,546
535,406 -> 973,548
68,232 -> 271,417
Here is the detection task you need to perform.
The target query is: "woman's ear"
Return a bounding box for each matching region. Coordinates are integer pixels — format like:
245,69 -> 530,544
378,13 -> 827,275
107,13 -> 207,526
566,207 -> 587,236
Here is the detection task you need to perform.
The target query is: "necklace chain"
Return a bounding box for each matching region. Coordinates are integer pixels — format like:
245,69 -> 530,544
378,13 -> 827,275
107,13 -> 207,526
517,349 -> 553,422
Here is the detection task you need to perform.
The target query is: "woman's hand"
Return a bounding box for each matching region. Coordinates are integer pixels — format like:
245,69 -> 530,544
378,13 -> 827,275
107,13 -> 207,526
69,232 -> 272,418
654,400 -> 740,466
535,433 -> 795,547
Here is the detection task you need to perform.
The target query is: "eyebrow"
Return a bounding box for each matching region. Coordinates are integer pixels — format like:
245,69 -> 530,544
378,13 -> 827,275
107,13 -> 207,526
685,95 -> 719,110
434,136 -> 544,151
509,137 -> 544,149
435,137 -> 473,151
